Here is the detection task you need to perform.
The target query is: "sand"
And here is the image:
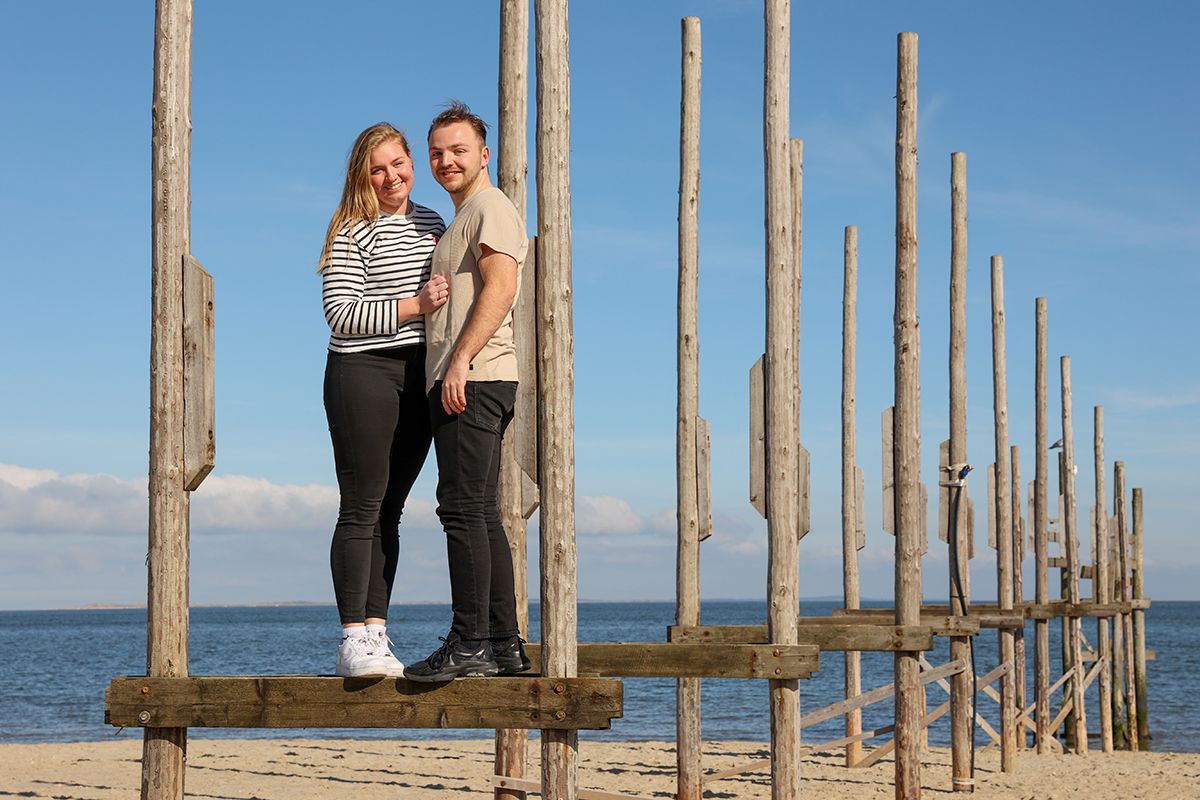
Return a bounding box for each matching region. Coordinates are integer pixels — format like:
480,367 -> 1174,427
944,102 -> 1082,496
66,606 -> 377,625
2,737 -> 1197,799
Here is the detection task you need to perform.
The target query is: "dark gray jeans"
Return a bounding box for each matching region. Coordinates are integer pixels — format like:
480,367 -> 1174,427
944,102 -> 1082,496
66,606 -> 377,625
324,346 -> 431,624
430,380 -> 519,641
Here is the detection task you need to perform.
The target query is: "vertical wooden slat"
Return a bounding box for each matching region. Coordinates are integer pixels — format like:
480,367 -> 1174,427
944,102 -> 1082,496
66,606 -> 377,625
882,407 -> 895,534
841,224 -> 863,767
1093,407 -> 1113,753
1033,298 -> 1051,753
1132,487 -> 1150,743
1061,357 -> 1089,753
749,356 -> 766,517
144,1 -> 193,798
696,417 -> 713,542
496,1 -> 531,794
1114,462 -> 1139,751
675,16 -> 703,800
1011,444 -> 1027,749
182,256 -> 214,492
893,31 -> 923,800
948,151 -> 973,785
991,256 -> 1017,772
535,0 -> 578,795
763,2 -> 800,796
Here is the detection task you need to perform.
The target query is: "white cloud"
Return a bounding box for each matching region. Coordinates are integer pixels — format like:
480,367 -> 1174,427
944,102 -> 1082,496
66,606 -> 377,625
1106,387 -> 1200,412
575,495 -> 645,535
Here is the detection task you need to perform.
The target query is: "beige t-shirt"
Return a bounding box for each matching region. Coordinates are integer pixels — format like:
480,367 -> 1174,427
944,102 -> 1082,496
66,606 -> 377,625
425,185 -> 528,393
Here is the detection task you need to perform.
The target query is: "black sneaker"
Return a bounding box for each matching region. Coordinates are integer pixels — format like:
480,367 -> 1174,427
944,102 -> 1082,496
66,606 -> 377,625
404,634 -> 499,682
492,635 -> 532,675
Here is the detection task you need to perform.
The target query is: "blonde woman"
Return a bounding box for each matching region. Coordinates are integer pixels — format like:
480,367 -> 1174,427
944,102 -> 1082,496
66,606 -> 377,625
319,123 -> 448,676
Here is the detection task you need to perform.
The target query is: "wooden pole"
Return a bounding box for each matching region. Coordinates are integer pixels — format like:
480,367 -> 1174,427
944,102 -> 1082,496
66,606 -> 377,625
143,2 -> 193,799
1010,444 -> 1027,748
1113,462 -> 1139,750
496,1 -> 531,795
894,31 -> 923,800
535,1 -> 578,796
1060,357 -> 1088,753
1093,407 -> 1113,752
1132,487 -> 1150,743
948,151 -> 974,790
1033,298 -> 1051,753
763,2 -> 801,797
990,256 -> 1017,772
676,16 -> 703,800
841,224 -> 864,767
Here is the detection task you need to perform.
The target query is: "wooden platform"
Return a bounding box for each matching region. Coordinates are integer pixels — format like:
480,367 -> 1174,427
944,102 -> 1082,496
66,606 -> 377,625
668,620 -> 943,649
524,642 -> 819,678
106,675 -> 622,730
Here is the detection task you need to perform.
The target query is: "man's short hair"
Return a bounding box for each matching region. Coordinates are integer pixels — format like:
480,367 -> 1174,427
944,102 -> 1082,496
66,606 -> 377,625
428,100 -> 489,145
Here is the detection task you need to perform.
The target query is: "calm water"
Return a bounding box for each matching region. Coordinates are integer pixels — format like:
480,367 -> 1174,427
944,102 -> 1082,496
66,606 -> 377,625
1,600 -> 1194,750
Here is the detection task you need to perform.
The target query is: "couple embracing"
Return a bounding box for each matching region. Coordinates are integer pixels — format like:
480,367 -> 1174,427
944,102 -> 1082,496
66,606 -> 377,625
318,102 -> 528,682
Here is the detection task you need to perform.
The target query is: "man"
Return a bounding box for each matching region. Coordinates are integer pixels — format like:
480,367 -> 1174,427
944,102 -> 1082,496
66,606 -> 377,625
405,101 -> 531,682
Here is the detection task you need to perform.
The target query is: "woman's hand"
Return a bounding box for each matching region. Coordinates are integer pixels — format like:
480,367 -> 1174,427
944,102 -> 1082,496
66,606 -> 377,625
416,275 -> 450,314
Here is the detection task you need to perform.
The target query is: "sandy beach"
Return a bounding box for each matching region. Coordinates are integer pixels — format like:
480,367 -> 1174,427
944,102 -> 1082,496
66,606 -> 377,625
3,737 -> 1197,799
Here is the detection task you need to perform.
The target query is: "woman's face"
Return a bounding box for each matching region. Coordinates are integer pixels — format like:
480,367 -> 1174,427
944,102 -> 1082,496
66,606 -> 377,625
368,139 -> 414,214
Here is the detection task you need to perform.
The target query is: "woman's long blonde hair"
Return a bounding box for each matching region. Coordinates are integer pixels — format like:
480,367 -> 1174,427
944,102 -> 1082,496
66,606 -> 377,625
318,123 -> 412,272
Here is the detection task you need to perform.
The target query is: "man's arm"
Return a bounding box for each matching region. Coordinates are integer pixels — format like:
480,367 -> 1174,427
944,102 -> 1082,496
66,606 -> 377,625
440,243 -> 518,414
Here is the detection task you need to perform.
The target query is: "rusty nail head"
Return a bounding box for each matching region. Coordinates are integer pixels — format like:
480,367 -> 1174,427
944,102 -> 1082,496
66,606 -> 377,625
554,682 -> 566,694
555,710 -> 566,720
138,711 -> 151,723
141,685 -> 151,695
774,668 -> 782,675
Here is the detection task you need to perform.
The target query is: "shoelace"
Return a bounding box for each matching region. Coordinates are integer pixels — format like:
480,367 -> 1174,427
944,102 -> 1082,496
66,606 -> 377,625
423,636 -> 455,668
342,636 -> 375,657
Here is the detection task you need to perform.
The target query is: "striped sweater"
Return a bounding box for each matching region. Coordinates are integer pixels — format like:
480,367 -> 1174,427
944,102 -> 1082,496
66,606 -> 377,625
321,202 -> 446,353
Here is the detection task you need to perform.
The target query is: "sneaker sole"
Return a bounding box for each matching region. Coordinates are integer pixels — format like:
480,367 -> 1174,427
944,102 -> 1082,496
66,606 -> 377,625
404,666 -> 500,682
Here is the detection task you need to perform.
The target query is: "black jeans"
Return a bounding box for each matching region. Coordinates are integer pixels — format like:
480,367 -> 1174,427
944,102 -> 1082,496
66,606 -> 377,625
325,346 -> 431,624
430,380 -> 520,641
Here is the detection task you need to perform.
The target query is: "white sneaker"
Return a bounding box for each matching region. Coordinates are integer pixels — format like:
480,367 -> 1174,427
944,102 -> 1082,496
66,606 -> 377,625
335,635 -> 404,677
366,630 -> 406,676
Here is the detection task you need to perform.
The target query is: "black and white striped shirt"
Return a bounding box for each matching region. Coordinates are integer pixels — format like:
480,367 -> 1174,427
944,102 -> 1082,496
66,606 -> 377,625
321,203 -> 445,353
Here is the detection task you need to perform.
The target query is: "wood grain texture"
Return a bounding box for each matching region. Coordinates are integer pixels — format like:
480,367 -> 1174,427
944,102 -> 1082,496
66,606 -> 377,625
669,624 -> 933,651
1131,487 -> 1150,743
107,676 -> 622,731
525,643 -> 817,679
1093,407 -> 1113,753
1061,357 -> 1089,753
1033,297 -> 1052,752
749,355 -> 766,517
841,224 -> 864,765
182,255 -> 214,491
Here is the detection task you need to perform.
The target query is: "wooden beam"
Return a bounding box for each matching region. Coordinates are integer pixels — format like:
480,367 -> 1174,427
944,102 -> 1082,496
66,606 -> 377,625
748,355 -> 766,517
1034,297 -> 1052,753
182,255 -> 214,491
526,643 -> 817,679
494,776 -> 654,800
841,224 -> 864,766
669,623 -> 935,650
107,676 -> 622,731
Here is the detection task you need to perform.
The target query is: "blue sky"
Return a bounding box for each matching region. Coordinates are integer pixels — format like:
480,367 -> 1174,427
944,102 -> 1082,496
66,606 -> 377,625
1,1 -> 1197,610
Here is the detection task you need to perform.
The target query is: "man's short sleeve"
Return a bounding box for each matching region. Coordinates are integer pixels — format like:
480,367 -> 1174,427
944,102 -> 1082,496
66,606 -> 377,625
472,192 -> 526,262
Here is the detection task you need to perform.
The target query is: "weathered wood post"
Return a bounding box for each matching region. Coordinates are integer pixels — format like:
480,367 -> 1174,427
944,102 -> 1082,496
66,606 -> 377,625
990,256 -> 1017,771
1060,357 -> 1088,753
841,224 -> 865,767
535,0 -> 579,796
1033,298 -> 1051,753
763,2 -> 801,797
947,151 -> 975,790
496,0 -> 532,795
1132,487 -> 1150,743
1113,462 -> 1139,751
894,31 -> 923,799
1093,407 -> 1114,753
1010,445 -> 1026,747
676,15 -> 703,800
143,1 -> 193,798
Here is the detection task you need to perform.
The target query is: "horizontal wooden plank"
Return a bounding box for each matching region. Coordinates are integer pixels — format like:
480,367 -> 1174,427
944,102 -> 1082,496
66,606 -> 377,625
667,622 -> 935,651
106,675 -> 622,730
494,775 -> 653,800
826,610 -> 983,636
525,642 -> 818,679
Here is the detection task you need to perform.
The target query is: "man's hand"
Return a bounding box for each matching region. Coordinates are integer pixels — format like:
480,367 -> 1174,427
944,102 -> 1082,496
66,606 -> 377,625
416,275 -> 450,314
441,355 -> 470,415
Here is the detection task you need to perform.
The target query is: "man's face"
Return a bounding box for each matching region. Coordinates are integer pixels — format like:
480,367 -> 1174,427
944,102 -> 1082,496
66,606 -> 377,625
428,121 -> 489,196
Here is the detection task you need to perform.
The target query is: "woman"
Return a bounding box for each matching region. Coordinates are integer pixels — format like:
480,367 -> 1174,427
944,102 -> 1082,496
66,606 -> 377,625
319,122 -> 449,677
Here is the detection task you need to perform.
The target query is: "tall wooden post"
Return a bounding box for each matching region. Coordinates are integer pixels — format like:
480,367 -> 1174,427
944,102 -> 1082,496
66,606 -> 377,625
893,31 -> 923,800
1131,488 -> 1150,743
841,224 -> 864,767
990,256 -> 1017,771
1060,357 -> 1088,753
763,2 -> 801,798
1113,462 -> 1139,751
1010,444 -> 1027,748
947,151 -> 974,790
675,16 -> 703,800
1093,407 -> 1114,752
143,2 -> 193,799
535,1 -> 578,796
496,1 -> 531,795
1033,298 -> 1051,753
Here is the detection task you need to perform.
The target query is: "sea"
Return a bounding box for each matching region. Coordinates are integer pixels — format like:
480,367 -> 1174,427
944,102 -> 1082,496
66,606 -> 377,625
2,600 -> 1195,750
